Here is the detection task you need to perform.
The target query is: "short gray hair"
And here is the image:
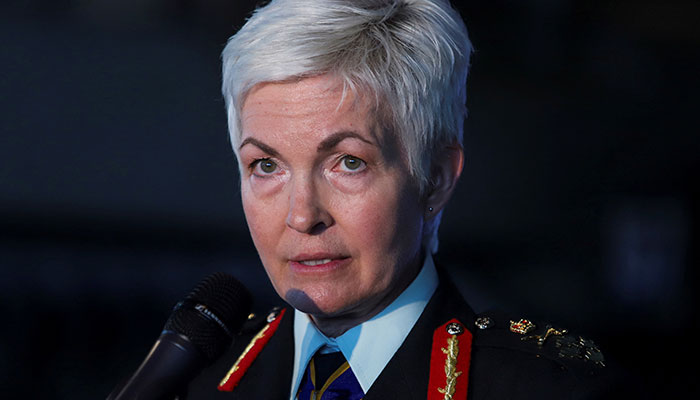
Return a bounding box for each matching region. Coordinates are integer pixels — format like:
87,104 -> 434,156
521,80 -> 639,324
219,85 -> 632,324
222,0 -> 472,253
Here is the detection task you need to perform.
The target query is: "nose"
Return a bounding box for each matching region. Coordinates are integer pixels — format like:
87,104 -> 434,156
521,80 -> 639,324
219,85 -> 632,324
285,176 -> 333,234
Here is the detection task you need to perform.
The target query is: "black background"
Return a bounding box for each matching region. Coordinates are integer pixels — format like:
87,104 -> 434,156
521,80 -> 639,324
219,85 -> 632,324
1,0 -> 698,398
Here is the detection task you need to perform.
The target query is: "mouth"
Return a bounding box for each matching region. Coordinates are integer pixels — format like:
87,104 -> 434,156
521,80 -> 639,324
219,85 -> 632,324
288,253 -> 351,272
297,259 -> 333,266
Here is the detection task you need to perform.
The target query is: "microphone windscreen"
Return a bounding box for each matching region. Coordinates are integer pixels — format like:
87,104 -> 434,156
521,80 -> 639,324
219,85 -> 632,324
163,272 -> 252,362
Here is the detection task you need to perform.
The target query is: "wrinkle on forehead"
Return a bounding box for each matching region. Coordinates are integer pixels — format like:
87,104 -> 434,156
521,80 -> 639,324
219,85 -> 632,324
243,75 -> 361,118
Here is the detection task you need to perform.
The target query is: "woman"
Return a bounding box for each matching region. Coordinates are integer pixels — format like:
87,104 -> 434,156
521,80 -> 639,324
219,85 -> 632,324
185,1 -> 613,399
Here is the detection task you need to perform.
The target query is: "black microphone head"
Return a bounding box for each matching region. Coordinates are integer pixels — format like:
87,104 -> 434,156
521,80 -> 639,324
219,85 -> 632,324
163,272 -> 252,362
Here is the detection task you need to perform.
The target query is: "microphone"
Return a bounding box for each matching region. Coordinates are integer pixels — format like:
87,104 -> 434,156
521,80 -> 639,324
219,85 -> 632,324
107,272 -> 253,400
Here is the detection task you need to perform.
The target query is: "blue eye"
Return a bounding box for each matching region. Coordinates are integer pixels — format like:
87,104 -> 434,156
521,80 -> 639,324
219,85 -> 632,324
339,155 -> 366,172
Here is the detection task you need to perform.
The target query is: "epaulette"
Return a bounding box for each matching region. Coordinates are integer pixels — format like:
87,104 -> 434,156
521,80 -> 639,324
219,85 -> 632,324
471,311 -> 606,376
217,306 -> 287,392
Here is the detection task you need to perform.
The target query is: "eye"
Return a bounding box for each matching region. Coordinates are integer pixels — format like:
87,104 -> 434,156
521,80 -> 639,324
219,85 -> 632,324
252,158 -> 278,175
338,155 -> 366,173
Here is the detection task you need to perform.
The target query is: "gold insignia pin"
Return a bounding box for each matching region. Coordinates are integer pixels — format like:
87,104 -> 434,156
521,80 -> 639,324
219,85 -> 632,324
509,319 -> 536,335
437,335 -> 462,400
522,325 -> 568,346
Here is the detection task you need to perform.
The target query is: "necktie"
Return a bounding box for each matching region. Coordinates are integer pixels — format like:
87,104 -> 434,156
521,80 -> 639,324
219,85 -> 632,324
297,351 -> 364,400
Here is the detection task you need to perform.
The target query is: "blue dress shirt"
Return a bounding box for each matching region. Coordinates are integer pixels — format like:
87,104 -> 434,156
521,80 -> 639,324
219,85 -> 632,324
290,254 -> 439,399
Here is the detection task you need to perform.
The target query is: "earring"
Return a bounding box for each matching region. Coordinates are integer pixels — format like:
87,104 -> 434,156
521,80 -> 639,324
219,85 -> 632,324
428,207 -> 434,212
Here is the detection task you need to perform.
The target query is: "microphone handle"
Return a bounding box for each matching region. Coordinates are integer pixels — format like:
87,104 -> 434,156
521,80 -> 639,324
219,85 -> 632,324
107,331 -> 204,400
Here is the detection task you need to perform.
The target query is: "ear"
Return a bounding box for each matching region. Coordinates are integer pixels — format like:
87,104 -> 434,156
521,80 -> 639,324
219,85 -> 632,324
424,142 -> 464,218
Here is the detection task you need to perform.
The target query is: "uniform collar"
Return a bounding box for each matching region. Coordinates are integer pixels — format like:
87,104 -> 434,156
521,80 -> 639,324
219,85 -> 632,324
290,253 -> 438,398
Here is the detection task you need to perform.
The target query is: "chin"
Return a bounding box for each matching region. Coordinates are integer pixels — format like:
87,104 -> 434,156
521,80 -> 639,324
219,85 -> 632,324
282,286 -> 355,317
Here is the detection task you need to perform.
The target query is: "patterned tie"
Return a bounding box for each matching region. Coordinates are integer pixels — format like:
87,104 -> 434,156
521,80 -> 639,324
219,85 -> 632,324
297,351 -> 364,400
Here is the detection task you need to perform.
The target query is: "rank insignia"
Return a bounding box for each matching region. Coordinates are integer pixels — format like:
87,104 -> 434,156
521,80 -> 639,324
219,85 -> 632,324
218,308 -> 287,391
555,335 -> 606,368
509,319 -> 536,335
521,325 -> 568,346
427,318 -> 472,400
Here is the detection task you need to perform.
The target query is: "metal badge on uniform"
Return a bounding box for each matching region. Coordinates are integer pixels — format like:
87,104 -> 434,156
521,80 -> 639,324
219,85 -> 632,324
446,322 -> 465,335
509,319 -> 536,334
474,317 -> 493,330
266,306 -> 282,323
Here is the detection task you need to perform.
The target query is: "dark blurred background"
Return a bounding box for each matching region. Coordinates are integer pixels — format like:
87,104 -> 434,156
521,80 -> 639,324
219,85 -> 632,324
1,0 -> 697,398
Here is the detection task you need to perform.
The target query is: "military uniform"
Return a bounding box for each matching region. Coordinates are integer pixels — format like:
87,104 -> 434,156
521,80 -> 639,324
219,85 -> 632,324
182,270 -> 618,399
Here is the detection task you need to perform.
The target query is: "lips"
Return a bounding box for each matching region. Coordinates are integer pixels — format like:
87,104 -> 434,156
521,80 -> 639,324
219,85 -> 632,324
290,252 -> 347,262
297,259 -> 332,266
288,253 -> 351,272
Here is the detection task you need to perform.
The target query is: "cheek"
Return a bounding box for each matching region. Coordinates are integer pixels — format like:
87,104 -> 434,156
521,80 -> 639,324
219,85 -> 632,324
338,182 -> 422,261
242,186 -> 283,257
248,173 -> 287,197
242,190 -> 291,295
326,172 -> 370,194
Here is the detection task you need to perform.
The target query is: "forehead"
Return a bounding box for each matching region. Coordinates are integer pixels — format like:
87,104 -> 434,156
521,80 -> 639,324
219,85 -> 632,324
240,75 -> 374,137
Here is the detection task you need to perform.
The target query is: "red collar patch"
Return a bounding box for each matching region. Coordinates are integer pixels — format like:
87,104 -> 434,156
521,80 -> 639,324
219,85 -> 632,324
427,318 -> 472,400
218,308 -> 287,392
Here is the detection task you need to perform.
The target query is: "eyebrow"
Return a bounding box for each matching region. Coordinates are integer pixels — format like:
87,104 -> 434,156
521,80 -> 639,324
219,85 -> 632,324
239,131 -> 374,155
316,131 -> 374,152
239,137 -> 280,157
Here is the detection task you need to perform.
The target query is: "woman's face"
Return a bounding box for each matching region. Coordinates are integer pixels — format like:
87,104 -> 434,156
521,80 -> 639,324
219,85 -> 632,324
239,74 -> 426,319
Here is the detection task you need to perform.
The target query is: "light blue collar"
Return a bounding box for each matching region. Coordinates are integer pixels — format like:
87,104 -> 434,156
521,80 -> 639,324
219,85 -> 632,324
290,253 -> 438,398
